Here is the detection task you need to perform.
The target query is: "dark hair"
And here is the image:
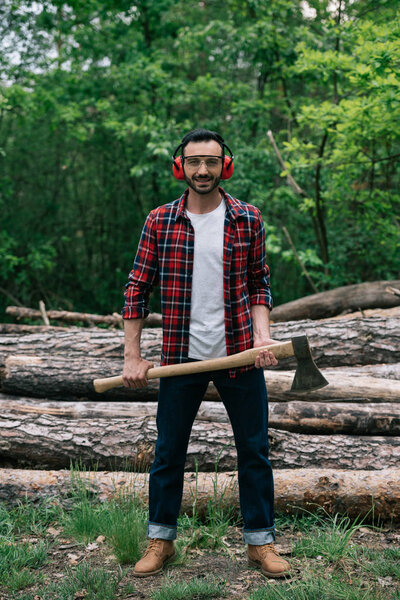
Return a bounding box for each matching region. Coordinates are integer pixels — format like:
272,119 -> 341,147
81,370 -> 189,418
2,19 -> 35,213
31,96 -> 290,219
180,128 -> 225,155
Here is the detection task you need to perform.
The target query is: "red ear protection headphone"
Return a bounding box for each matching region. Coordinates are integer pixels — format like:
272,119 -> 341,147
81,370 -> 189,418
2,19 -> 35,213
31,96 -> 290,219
172,134 -> 234,181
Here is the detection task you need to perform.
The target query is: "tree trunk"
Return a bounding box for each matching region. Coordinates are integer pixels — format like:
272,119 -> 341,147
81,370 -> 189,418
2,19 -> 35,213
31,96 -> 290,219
270,280 -> 400,322
2,395 -> 400,435
1,309 -> 400,368
1,467 -> 399,522
1,407 -> 399,471
2,354 -> 400,403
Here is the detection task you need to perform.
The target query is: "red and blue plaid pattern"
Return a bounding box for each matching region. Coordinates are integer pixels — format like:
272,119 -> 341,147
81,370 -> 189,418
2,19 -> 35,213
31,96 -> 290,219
122,188 -> 273,371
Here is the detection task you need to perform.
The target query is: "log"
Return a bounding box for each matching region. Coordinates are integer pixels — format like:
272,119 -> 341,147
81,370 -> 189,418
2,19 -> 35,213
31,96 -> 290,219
268,401 -> 400,435
1,407 -> 399,471
264,371 -> 400,402
5,305 -> 162,328
2,395 -> 400,435
1,468 -> 399,522
2,354 -> 400,403
1,354 -> 159,400
0,323 -> 67,334
0,396 -> 214,419
1,309 -> 400,368
329,306 -> 400,320
1,307 -> 397,336
275,312 -> 400,368
0,325 -> 129,362
1,320 -> 399,381
324,363 -> 400,380
270,280 -> 400,322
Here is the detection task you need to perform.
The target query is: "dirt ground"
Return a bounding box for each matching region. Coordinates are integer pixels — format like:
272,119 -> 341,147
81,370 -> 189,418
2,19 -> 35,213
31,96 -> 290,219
3,521 -> 399,600
126,526 -> 400,599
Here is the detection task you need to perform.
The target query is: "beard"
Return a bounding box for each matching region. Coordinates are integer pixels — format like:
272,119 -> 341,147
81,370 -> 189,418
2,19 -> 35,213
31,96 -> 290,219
184,173 -> 221,195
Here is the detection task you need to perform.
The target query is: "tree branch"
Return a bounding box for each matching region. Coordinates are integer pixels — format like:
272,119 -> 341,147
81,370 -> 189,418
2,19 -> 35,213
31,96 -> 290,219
267,130 -> 307,197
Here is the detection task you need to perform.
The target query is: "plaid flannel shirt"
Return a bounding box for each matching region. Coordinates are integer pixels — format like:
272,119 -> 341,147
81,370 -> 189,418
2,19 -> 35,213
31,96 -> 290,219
122,188 -> 273,376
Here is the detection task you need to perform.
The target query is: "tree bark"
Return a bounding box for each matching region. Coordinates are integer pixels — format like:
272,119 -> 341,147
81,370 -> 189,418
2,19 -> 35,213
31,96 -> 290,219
270,280 -> 400,322
5,306 -> 162,328
2,395 -> 400,435
2,354 -> 400,403
268,401 -> 400,434
1,467 -> 399,522
1,309 -> 400,369
1,407 -> 399,471
274,311 -> 400,368
324,363 -> 400,380
1,306 -> 397,335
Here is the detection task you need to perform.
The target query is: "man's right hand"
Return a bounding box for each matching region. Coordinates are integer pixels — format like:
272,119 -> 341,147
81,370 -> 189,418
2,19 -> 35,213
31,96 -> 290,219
122,357 -> 155,389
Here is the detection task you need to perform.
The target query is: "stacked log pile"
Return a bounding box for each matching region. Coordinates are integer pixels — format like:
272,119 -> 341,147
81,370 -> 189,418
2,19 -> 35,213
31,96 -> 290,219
1,306 -> 400,521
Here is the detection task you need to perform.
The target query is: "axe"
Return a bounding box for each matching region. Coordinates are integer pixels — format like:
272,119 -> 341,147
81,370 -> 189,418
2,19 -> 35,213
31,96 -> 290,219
93,335 -> 328,393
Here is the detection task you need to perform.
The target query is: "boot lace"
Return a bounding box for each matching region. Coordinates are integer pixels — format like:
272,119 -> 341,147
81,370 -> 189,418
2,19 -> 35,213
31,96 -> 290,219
259,543 -> 280,558
143,538 -> 164,557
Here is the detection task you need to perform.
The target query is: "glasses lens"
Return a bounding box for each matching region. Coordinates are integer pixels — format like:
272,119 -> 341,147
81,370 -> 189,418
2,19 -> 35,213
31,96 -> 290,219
205,158 -> 221,168
185,157 -> 222,169
186,158 -> 201,168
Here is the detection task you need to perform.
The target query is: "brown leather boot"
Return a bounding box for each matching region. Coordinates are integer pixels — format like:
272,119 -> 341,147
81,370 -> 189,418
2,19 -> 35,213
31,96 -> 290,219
133,538 -> 176,577
248,543 -> 291,578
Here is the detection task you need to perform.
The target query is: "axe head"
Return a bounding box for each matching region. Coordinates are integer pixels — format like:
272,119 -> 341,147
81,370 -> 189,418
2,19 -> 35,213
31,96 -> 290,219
290,335 -> 329,392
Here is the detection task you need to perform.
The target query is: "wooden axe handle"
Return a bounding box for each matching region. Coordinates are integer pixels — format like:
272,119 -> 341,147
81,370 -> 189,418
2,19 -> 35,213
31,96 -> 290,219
93,340 -> 294,393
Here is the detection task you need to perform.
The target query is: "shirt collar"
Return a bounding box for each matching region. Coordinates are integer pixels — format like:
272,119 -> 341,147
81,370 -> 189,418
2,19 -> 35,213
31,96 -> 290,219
175,187 -> 245,222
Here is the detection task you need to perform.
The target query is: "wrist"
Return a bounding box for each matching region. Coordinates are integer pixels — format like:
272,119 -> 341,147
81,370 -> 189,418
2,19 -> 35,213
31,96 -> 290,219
124,350 -> 142,360
253,337 -> 274,348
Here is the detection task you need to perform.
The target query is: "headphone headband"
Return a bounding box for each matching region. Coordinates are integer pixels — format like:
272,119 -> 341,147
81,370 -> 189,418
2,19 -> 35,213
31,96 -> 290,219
172,138 -> 234,161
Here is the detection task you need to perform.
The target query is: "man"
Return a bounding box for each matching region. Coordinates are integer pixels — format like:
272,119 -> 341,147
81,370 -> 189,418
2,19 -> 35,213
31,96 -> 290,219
122,128 -> 290,579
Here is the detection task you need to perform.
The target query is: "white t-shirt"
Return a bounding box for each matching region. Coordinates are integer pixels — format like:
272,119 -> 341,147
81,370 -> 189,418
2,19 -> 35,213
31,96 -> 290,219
186,199 -> 227,359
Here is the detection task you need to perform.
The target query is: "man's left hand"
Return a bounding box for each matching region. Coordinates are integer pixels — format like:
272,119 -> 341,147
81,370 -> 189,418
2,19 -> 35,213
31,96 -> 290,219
254,339 -> 279,368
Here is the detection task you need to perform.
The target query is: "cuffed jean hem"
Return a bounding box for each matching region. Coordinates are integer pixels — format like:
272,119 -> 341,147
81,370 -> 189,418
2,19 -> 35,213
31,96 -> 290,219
147,522 -> 177,541
243,526 -> 276,545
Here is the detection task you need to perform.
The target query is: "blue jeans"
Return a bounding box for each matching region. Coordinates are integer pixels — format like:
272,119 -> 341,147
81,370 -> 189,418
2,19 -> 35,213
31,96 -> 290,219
147,365 -> 275,545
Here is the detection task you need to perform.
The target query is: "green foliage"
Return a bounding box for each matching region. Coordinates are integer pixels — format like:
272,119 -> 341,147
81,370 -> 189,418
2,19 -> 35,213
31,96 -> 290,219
0,0 -> 399,315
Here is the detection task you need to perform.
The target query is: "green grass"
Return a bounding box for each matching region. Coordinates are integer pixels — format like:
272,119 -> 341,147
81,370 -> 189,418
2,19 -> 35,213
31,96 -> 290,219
150,575 -> 227,600
275,501 -> 392,535
1,465 -> 399,600
275,510 -> 328,534
248,572 -> 393,600
175,458 -> 238,556
62,479 -> 147,564
349,546 -> 400,579
0,496 -> 63,537
39,562 -> 124,600
290,510 -> 369,563
0,537 -> 48,591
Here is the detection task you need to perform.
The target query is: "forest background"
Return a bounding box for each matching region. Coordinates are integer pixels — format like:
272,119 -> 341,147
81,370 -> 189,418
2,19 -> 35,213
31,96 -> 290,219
0,0 -> 399,318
